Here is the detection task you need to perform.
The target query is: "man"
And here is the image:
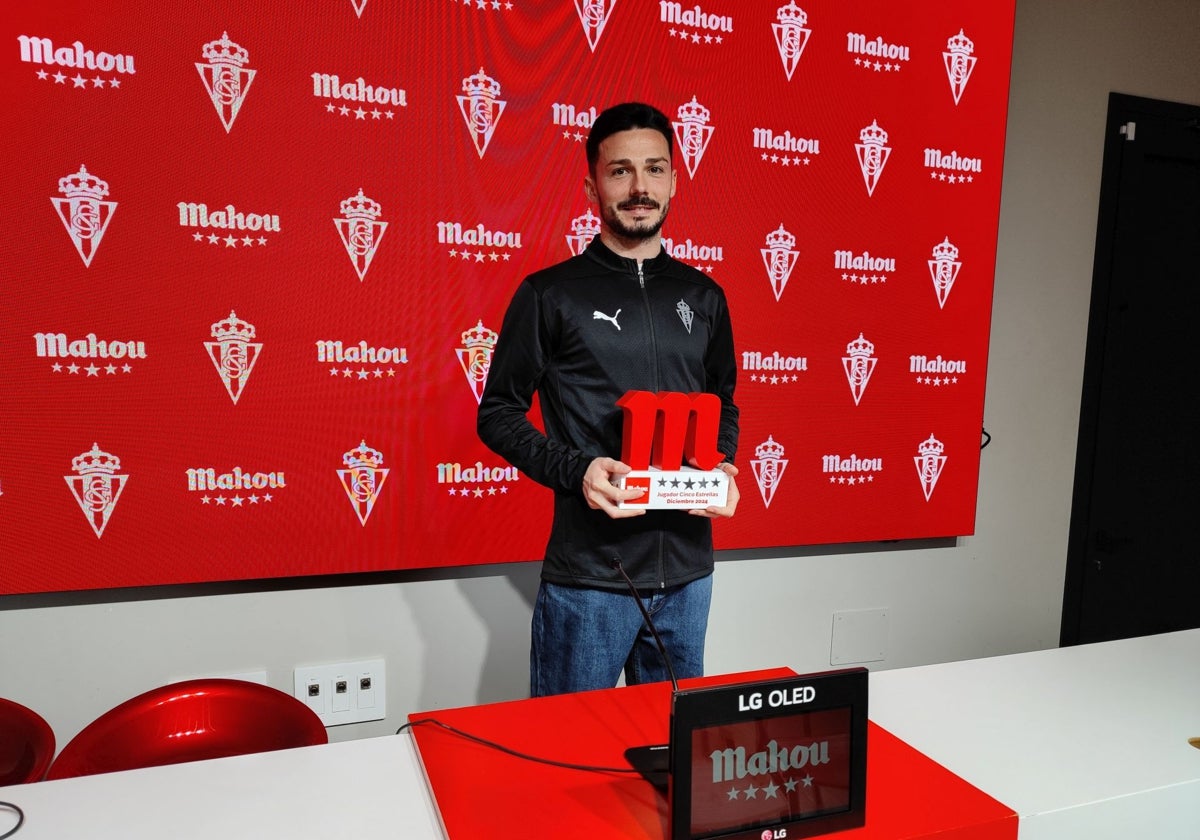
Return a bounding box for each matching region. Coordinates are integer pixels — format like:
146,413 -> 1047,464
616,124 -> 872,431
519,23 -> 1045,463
477,102 -> 739,697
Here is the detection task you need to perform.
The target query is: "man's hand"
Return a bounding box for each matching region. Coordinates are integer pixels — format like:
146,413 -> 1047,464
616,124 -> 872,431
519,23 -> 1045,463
582,457 -> 648,519
689,461 -> 739,519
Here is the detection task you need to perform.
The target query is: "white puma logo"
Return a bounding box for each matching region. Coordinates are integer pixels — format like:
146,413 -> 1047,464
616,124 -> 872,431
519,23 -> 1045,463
593,309 -> 621,330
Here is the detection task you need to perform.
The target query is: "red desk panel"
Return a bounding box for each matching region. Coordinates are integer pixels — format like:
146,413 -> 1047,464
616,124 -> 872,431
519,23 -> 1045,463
410,670 -> 1016,839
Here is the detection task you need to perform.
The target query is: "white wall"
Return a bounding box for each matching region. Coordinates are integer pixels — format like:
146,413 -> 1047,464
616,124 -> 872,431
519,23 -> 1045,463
3,0 -> 1199,750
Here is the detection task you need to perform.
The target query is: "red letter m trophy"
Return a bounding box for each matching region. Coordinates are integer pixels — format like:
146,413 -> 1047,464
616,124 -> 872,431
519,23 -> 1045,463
615,390 -> 729,509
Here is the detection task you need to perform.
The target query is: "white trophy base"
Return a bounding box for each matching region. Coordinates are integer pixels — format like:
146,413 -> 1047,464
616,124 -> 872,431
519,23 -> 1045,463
616,467 -> 729,510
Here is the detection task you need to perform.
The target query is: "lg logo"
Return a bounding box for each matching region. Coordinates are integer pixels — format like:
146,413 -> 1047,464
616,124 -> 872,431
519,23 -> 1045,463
761,829 -> 787,840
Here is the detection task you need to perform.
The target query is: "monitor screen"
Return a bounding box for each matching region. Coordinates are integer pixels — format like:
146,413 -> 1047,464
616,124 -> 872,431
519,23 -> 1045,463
670,670 -> 867,840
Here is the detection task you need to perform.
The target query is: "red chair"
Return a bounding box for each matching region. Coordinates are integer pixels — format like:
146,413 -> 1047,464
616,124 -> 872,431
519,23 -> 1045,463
46,678 -> 326,780
0,697 -> 56,785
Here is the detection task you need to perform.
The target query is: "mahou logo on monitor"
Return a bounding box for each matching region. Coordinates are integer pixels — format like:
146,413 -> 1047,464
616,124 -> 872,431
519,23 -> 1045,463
18,34 -> 136,91
457,67 -> 505,158
205,311 -> 262,404
52,165 -> 116,267
195,32 -> 255,133
339,440 -> 389,525
65,443 -> 127,538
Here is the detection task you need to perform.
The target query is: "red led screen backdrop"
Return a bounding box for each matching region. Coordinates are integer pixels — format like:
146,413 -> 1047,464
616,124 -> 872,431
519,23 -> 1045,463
1,1 -> 1015,594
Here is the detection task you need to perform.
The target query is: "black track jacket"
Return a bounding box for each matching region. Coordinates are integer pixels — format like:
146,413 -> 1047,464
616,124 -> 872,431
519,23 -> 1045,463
477,238 -> 738,591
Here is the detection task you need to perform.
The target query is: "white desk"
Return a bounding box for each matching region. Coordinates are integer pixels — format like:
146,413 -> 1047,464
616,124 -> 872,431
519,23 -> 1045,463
870,629 -> 1200,840
0,732 -> 442,839
2,631 -> 1195,839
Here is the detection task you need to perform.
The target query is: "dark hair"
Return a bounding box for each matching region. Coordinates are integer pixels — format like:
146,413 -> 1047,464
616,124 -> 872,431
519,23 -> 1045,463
586,102 -> 673,171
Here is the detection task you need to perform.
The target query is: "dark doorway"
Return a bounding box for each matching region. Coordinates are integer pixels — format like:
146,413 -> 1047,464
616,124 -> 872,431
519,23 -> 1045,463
1061,93 -> 1200,646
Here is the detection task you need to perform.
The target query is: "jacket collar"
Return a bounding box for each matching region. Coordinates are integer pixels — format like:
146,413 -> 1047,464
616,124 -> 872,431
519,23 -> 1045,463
583,237 -> 671,274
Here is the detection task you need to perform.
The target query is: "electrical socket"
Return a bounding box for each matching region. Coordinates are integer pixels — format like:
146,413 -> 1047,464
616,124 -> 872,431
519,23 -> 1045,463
292,658 -> 385,726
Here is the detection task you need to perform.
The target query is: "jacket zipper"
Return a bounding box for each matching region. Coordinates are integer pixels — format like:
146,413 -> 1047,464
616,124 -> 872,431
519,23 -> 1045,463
636,259 -> 667,590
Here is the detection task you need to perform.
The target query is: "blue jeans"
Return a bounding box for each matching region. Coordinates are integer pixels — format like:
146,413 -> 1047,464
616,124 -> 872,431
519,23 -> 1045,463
530,575 -> 713,697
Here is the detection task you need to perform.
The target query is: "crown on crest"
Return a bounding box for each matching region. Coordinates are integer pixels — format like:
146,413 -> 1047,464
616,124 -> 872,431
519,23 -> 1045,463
202,32 -> 250,67
211,310 -> 256,343
571,209 -> 601,238
946,29 -> 974,56
58,165 -> 109,200
677,96 -> 710,125
72,442 -> 120,475
917,434 -> 945,457
462,319 -> 498,349
462,68 -> 501,99
764,224 -> 796,251
859,120 -> 888,146
343,440 -> 384,470
931,237 -> 959,261
340,189 -> 383,220
846,333 -> 874,357
776,1 -> 807,27
755,436 -> 786,461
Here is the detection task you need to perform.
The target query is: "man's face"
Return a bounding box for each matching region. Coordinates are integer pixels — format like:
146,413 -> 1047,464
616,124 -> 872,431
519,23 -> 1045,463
585,128 -> 677,245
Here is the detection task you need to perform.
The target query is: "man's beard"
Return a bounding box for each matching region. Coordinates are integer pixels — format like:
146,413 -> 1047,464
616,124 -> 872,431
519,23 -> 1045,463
603,196 -> 670,241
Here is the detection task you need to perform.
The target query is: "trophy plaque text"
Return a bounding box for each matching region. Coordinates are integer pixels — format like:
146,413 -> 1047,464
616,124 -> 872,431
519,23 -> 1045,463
616,390 -> 729,510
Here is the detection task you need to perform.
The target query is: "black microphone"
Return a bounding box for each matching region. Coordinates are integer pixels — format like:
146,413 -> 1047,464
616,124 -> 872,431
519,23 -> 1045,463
610,557 -> 679,693
612,557 -> 676,787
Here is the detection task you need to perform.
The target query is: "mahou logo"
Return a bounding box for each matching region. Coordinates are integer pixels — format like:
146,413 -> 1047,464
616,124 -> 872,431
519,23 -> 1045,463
673,96 -> 715,179
552,102 -> 597,143
65,443 -> 127,538
662,235 -> 723,273
842,333 -> 877,406
178,200 -> 280,248
772,2 -> 811,80
823,453 -> 883,486
914,434 -> 947,501
187,466 -> 285,507
437,460 -> 519,499
566,208 -> 600,256
458,67 -> 505,158
36,331 -> 146,376
196,32 -> 255,133
753,126 -> 820,169
927,237 -> 961,309
335,189 -> 387,281
943,30 -> 977,105
339,441 -> 389,525
438,220 -> 523,263
751,435 -> 788,508
846,31 -> 911,73
855,120 -> 890,196
834,248 -> 895,286
575,0 -> 617,52
205,311 -> 261,404
760,224 -> 799,302
457,320 -> 498,404
660,1 -> 733,46
742,349 -> 807,385
318,339 -> 408,379
924,147 -> 982,185
18,35 -> 136,89
52,165 -> 116,267
910,353 -> 965,387
312,72 -> 407,120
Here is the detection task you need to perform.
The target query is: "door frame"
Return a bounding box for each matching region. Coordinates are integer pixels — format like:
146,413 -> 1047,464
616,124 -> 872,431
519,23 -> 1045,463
1060,92 -> 1199,646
